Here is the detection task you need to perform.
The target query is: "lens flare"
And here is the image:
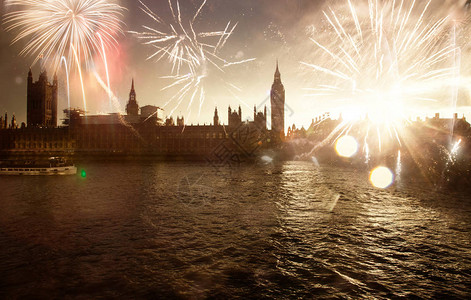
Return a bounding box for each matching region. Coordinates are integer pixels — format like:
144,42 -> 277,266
335,135 -> 359,158
370,166 -> 394,188
261,156 -> 273,164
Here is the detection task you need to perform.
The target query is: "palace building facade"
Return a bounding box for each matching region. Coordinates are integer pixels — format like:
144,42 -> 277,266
0,63 -> 285,159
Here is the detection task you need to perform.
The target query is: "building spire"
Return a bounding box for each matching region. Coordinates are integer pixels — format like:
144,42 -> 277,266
214,107 -> 220,126
129,79 -> 136,99
28,68 -> 33,85
274,60 -> 281,81
126,78 -> 139,116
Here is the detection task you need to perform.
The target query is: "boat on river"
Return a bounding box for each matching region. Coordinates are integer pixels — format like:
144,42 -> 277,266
0,157 -> 77,175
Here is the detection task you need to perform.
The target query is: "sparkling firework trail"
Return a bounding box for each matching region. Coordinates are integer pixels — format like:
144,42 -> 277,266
300,0 -> 468,188
4,0 -> 125,71
71,43 -> 87,112
4,0 -> 125,114
303,0 -> 458,155
97,32 -> 112,108
60,56 -> 70,111
303,0 -> 455,119
130,0 -> 236,74
131,0 -> 255,118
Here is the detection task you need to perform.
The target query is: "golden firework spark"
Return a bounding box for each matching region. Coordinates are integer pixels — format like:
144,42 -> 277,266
130,0 -> 256,119
303,0 -> 455,125
4,0 -> 125,113
4,0 -> 125,71
302,0 -> 463,187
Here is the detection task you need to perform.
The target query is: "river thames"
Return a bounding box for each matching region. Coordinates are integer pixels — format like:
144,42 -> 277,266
0,161 -> 470,299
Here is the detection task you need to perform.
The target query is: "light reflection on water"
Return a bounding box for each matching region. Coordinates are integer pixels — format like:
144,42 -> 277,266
0,161 -> 470,299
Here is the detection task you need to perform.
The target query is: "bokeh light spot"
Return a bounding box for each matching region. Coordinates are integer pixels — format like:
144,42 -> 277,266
80,169 -> 87,178
335,135 -> 358,158
261,155 -> 273,164
370,167 -> 394,188
311,156 -> 320,167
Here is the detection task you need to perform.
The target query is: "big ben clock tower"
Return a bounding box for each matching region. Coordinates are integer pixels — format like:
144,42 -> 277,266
270,61 -> 285,142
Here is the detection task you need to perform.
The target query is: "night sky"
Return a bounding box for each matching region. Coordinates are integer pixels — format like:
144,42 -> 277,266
1,0 -> 471,128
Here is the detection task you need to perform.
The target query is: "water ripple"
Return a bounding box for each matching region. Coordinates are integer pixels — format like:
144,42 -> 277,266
0,161 -> 470,299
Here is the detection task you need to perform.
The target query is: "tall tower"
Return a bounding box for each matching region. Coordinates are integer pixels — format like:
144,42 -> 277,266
126,79 -> 139,116
214,107 -> 220,126
52,73 -> 58,127
270,61 -> 285,140
11,114 -> 17,129
27,69 -> 58,127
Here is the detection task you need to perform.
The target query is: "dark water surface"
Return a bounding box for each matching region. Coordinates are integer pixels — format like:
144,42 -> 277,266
0,162 -> 470,299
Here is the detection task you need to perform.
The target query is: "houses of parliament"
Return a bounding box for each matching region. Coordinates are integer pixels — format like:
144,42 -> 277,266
0,63 -> 287,159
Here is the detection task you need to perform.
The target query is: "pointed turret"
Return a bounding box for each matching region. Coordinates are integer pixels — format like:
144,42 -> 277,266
126,78 -> 139,116
11,114 -> 17,129
38,69 -> 48,85
274,59 -> 281,82
40,68 -> 47,79
214,107 -> 219,126
228,105 -> 243,127
177,116 -> 184,127
27,68 -> 33,86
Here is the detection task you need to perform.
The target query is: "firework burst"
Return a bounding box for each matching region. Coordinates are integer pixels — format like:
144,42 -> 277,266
300,0 -> 466,187
303,0 -> 455,124
303,0 -> 459,154
130,0 -> 255,118
3,0 -> 125,71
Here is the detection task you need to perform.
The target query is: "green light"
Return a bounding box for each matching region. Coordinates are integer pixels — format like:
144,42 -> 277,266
81,169 -> 87,178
